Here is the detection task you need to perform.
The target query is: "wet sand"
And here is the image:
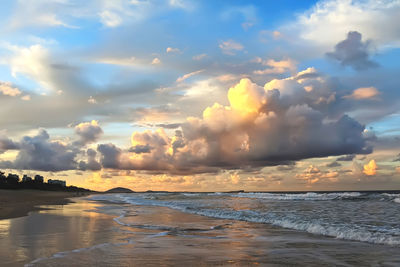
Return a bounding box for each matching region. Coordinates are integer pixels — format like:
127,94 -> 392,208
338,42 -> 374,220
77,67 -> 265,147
0,190 -> 82,220
0,196 -> 399,266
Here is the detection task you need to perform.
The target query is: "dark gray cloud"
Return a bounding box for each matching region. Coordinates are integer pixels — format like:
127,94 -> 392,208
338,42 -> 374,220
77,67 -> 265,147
154,123 -> 182,129
337,154 -> 356,161
326,31 -> 378,70
326,161 -> 341,168
0,129 -> 78,172
78,148 -> 101,171
129,144 -> 152,154
74,121 -> 103,145
97,143 -> 122,169
0,136 -> 19,153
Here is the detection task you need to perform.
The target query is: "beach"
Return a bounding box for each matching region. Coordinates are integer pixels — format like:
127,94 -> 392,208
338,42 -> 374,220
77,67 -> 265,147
0,190 -> 82,220
0,192 -> 399,266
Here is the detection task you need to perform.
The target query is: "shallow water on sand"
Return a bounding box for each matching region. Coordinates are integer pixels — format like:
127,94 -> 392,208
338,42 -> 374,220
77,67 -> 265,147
0,195 -> 399,266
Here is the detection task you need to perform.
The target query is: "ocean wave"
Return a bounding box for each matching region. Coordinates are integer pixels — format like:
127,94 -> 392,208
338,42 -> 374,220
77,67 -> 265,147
183,208 -> 400,246
236,192 -> 362,201
382,193 -> 400,203
89,194 -> 400,246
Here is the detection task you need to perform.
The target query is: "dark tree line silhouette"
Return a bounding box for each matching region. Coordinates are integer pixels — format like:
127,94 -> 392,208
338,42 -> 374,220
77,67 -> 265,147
0,171 -> 92,192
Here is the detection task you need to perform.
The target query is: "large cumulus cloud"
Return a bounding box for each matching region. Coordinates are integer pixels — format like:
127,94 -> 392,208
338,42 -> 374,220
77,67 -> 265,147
97,68 -> 373,174
0,129 -> 78,171
0,70 -> 375,174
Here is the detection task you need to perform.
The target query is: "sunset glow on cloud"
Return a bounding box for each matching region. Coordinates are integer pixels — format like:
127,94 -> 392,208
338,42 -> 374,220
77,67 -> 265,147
0,0 -> 399,191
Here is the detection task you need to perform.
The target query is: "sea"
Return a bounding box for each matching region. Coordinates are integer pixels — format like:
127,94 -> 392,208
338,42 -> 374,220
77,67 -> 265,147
92,191 -> 400,246
2,191 -> 400,266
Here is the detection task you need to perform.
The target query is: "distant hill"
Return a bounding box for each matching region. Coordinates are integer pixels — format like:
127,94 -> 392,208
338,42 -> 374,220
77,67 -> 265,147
105,187 -> 134,193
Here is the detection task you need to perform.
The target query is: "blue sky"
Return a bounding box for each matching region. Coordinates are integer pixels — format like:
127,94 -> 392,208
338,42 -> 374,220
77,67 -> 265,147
0,0 -> 399,191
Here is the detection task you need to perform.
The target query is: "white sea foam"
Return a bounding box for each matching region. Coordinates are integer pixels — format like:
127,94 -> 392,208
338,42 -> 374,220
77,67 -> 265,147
236,192 -> 362,200
181,208 -> 400,246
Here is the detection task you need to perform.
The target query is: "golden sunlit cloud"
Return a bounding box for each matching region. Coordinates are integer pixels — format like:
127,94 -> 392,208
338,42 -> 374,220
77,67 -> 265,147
363,159 -> 377,176
296,165 -> 339,184
253,58 -> 297,75
0,81 -> 21,96
344,87 -> 380,100
227,78 -> 263,115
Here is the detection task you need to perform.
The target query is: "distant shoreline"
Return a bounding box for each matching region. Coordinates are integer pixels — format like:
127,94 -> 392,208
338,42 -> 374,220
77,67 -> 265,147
0,189 -> 89,220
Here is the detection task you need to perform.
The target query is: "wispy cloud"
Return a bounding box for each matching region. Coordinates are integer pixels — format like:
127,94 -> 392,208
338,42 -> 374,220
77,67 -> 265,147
219,40 -> 244,55
176,69 -> 204,83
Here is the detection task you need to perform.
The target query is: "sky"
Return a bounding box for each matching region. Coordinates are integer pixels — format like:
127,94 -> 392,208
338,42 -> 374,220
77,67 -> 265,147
0,0 -> 399,192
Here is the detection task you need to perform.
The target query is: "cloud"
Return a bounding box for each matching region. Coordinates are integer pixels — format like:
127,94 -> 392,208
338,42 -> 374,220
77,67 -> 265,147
344,87 -> 380,100
337,154 -> 355,161
98,143 -> 122,169
290,0 -> 400,49
168,0 -> 192,10
0,129 -> 78,172
0,82 -> 22,97
21,95 -> 31,101
97,69 -> 372,174
326,161 -> 341,167
154,123 -> 182,129
0,136 -> 19,154
253,58 -> 297,75
219,40 -> 244,55
96,56 -> 136,66
166,47 -> 180,53
8,2 -> 77,29
6,44 -> 83,93
99,10 -> 123,27
192,54 -> 207,60
296,165 -> 339,184
131,106 -> 179,124
8,44 -> 51,88
230,172 -> 240,184
88,96 -> 97,104
363,159 -> 377,175
8,0 -> 190,30
326,31 -> 378,70
74,120 -> 103,145
151,57 -> 161,65
129,144 -> 152,154
78,148 -> 101,171
272,31 -> 283,40
176,70 -> 204,83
